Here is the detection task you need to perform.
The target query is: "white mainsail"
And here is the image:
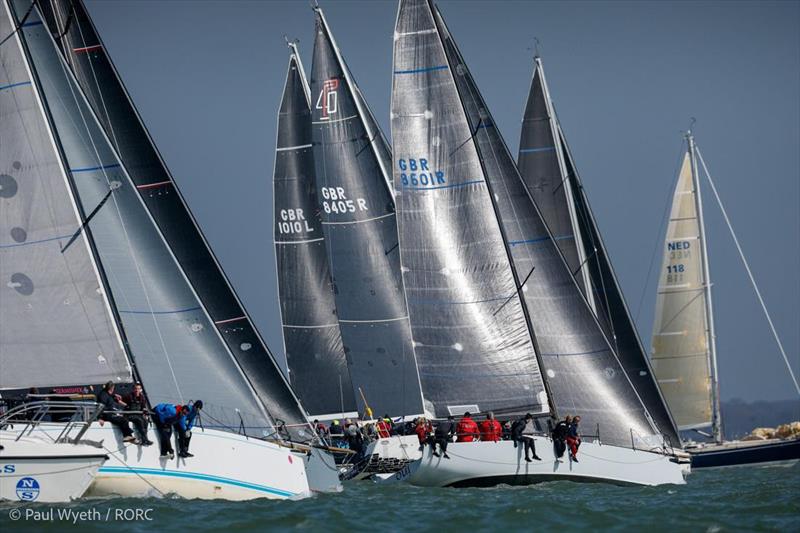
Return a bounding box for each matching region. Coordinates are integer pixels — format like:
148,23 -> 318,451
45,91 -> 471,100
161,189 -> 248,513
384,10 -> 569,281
651,152 -> 713,430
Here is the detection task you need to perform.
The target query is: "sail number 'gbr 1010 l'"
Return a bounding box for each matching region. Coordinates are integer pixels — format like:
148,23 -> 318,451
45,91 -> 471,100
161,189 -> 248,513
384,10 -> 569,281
398,158 -> 445,188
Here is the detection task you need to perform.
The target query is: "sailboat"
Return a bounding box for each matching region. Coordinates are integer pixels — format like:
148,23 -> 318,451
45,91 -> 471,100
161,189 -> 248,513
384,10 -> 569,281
517,55 -> 683,449
1,0 -> 338,498
386,0 -> 685,487
650,130 -> 800,468
304,5 -> 426,475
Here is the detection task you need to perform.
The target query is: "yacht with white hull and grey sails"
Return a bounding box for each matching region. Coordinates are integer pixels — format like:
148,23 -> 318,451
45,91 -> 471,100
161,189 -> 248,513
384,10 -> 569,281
273,40 -> 358,423
517,55 -> 682,448
387,0 -> 685,487
0,0 -> 338,498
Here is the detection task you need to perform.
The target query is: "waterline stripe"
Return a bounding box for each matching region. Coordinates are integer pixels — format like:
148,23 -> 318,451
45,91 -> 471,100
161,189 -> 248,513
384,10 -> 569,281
0,81 -> 32,91
394,65 -> 448,75
97,466 -> 297,498
70,163 -> 121,173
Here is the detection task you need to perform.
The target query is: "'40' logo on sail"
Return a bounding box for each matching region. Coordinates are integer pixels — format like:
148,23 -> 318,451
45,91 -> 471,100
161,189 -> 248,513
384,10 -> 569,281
315,78 -> 339,120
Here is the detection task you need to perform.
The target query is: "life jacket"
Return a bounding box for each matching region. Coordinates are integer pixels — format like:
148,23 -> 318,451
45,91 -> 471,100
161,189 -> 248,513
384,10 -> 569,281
376,419 -> 391,438
479,419 -> 502,442
415,423 -> 431,444
456,417 -> 479,442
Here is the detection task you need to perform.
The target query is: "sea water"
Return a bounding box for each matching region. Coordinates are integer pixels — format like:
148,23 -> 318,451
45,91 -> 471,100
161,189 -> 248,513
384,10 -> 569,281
1,463 -> 797,532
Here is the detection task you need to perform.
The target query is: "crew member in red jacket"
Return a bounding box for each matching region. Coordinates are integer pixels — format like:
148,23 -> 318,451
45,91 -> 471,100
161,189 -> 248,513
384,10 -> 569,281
456,412 -> 479,442
415,417 -> 432,451
376,415 -> 393,438
479,412 -> 502,442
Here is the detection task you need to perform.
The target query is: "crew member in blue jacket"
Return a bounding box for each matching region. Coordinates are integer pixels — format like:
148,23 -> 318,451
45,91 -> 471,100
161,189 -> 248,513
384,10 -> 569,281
176,400 -> 203,458
153,403 -> 181,459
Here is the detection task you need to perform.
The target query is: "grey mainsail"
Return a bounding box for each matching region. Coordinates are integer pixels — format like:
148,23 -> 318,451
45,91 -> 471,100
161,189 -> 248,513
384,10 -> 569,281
391,0 -> 549,418
10,0 -> 311,438
274,42 -> 357,419
0,2 -> 131,389
518,56 -> 681,445
310,7 -> 423,418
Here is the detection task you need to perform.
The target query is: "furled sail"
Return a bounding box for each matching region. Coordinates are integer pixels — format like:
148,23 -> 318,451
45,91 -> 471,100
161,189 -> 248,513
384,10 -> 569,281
12,0 -> 310,437
310,8 -> 423,418
0,3 -> 131,389
651,152 -> 712,430
274,43 -> 357,419
517,57 -> 681,445
391,0 -> 549,418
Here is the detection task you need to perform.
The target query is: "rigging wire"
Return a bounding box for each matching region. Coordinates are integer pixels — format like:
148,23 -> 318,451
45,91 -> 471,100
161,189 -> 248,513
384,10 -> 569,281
695,146 -> 800,396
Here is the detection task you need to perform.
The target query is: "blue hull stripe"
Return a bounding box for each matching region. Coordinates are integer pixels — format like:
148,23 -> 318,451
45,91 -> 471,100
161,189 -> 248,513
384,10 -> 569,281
394,65 -> 449,75
98,466 -> 297,498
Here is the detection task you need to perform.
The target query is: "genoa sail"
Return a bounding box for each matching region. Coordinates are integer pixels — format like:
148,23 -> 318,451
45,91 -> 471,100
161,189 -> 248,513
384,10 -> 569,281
391,0 -> 549,418
311,7 -> 423,418
518,56 -> 681,446
651,151 -> 713,431
11,0 -> 311,438
0,2 -> 131,389
274,43 -> 357,419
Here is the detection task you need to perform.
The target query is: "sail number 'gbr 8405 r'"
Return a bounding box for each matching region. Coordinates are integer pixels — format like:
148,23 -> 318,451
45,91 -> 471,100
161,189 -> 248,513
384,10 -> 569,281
398,158 -> 445,188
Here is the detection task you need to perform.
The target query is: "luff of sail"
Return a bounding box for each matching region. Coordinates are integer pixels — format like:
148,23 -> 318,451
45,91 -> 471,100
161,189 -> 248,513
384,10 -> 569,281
517,56 -> 681,446
311,8 -> 423,418
0,3 -> 131,389
274,43 -> 357,419
15,0 -> 310,438
391,0 -> 549,418
651,152 -> 713,431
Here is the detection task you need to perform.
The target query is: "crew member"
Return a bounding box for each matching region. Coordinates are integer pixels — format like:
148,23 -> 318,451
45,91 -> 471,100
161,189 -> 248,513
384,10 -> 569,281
551,415 -> 571,462
456,412 -> 479,443
97,382 -> 138,444
432,416 -> 455,459
479,412 -> 502,442
176,401 -> 203,458
513,413 -> 541,462
376,415 -> 392,438
415,417 -> 433,451
153,402 -> 181,459
567,415 -> 582,462
123,383 -> 153,446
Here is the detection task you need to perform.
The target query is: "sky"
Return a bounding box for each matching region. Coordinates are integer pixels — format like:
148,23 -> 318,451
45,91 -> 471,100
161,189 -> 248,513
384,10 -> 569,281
84,0 -> 799,403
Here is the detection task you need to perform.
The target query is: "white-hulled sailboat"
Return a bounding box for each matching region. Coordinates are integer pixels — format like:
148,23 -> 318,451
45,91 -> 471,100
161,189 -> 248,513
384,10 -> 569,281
0,0 -> 338,499
650,130 -> 800,468
386,0 -> 686,487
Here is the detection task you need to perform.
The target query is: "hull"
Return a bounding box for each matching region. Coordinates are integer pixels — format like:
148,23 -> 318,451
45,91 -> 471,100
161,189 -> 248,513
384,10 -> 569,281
353,435 -> 422,480
5,423 -> 312,501
688,438 -> 800,469
301,446 -> 342,493
0,434 -> 106,502
380,438 -> 686,487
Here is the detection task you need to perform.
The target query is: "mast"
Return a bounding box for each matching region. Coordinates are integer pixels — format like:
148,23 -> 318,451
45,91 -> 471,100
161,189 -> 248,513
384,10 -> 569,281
687,131 -> 722,443
535,56 -> 597,313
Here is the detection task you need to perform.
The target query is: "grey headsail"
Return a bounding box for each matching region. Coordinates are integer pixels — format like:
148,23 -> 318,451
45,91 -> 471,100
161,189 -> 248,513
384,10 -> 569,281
274,42 -> 357,419
14,0 -> 311,438
518,57 -> 680,445
311,7 -> 423,418
518,57 -> 680,444
391,0 -> 549,418
556,123 -> 681,446
0,2 -> 131,389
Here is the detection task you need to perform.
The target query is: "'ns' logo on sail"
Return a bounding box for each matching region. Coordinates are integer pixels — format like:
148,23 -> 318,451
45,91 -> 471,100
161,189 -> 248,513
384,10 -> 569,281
316,78 -> 339,120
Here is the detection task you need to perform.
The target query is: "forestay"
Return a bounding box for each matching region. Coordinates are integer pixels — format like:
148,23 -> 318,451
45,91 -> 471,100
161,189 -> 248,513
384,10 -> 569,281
391,0 -> 549,417
274,44 -> 357,418
0,2 -> 130,389
311,8 -> 423,418
651,153 -> 712,430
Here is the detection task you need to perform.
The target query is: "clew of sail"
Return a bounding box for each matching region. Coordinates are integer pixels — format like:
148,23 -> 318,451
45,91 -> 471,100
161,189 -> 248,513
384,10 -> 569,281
651,152 -> 713,431
274,43 -> 357,419
311,8 -> 423,418
0,1 -> 131,389
391,0 -> 549,418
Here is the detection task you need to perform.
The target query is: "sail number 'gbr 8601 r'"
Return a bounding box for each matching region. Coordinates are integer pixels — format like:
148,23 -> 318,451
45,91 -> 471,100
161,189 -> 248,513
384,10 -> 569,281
398,158 -> 445,188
